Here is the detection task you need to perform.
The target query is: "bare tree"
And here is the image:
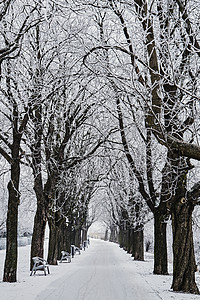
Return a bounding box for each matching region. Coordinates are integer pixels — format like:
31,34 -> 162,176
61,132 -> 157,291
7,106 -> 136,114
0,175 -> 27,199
82,0 -> 200,293
0,1 -> 46,282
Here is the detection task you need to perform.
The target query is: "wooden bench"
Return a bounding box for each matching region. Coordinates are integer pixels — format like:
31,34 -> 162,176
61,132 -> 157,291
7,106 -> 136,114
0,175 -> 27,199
30,257 -> 50,276
74,246 -> 81,255
60,251 -> 71,263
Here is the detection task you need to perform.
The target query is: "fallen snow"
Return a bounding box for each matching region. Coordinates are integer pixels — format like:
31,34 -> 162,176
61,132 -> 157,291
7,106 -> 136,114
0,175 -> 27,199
0,238 -> 200,300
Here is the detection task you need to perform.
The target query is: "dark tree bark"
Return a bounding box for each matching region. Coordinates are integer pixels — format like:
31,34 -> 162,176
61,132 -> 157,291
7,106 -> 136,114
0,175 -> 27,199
3,64 -> 29,281
171,179 -> 199,293
75,227 -> 81,247
3,156 -> 20,282
132,229 -> 144,261
81,227 -> 88,244
71,227 -> 76,246
118,220 -> 128,251
47,217 -> 60,265
29,24 -> 47,270
58,221 -> 70,259
104,229 -> 109,241
30,188 -> 47,270
30,205 -> 46,263
153,211 -> 168,275
128,228 -> 134,254
109,225 -> 118,243
126,225 -> 132,254
30,105 -> 47,270
118,225 -> 125,249
30,170 -> 47,270
48,210 -> 72,264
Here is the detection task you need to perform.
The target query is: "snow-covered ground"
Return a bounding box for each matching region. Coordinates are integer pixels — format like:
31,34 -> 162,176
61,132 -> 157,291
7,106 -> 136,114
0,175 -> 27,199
0,238 -> 200,300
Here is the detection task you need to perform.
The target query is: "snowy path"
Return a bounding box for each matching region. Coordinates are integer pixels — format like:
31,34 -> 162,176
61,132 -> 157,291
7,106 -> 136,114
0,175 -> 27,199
36,239 -> 161,300
1,238 -> 200,300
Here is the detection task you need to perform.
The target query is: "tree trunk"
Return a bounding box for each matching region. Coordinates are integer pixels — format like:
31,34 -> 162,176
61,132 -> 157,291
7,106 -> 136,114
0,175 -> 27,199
30,174 -> 47,270
57,221 -> 70,259
75,227 -> 81,247
3,155 -> 20,282
65,222 -> 73,253
3,181 -> 19,282
129,228 -> 134,254
118,226 -> 126,249
153,211 -> 168,275
71,227 -> 76,245
82,227 -> 87,244
104,229 -> 109,241
30,205 -> 47,269
30,100 -> 47,269
110,225 -> 118,243
118,227 -> 123,248
47,218 -> 59,265
171,198 -> 199,294
132,226 -> 144,261
127,227 -> 132,254
122,230 -> 128,251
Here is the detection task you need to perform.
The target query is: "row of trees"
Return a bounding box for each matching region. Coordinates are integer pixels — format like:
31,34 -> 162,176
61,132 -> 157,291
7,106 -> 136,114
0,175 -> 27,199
81,0 -> 200,294
0,0 -> 110,282
0,0 -> 200,295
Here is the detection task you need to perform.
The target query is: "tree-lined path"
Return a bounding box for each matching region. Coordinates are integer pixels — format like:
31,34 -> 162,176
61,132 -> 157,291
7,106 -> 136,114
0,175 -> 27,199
36,239 -> 161,300
0,0 -> 200,295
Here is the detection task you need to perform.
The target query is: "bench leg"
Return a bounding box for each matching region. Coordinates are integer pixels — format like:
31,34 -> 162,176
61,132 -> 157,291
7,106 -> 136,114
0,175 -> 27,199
30,265 -> 36,276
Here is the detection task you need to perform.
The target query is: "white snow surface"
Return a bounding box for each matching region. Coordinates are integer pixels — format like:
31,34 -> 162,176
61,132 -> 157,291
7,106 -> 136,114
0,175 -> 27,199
0,238 -> 200,300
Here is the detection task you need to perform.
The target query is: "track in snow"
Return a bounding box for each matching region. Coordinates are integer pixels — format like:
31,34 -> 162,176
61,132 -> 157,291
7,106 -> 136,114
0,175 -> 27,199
36,239 -> 161,300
